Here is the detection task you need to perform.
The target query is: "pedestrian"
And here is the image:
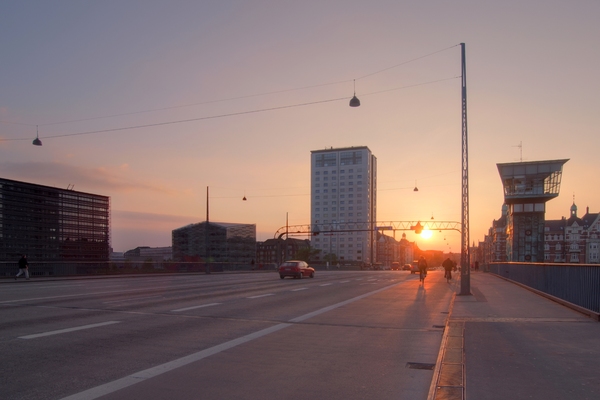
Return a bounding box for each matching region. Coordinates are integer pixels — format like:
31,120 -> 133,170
442,257 -> 454,282
15,254 -> 30,280
418,256 -> 428,281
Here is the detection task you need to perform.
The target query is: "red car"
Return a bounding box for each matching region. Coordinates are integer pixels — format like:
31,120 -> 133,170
279,260 -> 315,279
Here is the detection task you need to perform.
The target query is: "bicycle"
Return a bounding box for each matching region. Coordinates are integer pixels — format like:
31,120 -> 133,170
419,268 -> 427,283
444,270 -> 452,283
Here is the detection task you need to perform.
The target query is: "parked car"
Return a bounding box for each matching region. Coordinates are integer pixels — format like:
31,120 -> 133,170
279,260 -> 315,279
402,264 -> 412,271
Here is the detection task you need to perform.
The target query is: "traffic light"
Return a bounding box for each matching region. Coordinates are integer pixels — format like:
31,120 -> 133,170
412,221 -> 423,234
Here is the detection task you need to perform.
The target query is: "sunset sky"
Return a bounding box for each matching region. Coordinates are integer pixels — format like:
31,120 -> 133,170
1,1 -> 599,253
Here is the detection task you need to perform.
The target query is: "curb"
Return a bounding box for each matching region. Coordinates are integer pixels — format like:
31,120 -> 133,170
428,280 -> 465,400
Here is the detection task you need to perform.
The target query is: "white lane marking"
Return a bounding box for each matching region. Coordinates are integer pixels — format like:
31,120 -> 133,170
339,280 -> 350,283
0,284 -> 203,304
19,321 -> 121,340
171,303 -> 221,312
84,284 -> 129,289
291,288 -> 308,291
2,284 -> 85,290
247,293 -> 275,299
59,323 -> 291,400
60,281 -> 404,400
103,295 -> 163,304
319,283 -> 332,287
289,282 -> 401,323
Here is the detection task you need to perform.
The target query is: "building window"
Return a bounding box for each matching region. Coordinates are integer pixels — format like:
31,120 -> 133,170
316,153 -> 337,167
340,151 -> 363,165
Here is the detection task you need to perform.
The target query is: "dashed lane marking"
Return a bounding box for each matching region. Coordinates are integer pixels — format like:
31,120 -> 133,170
19,321 -> 121,339
171,303 -> 221,312
247,293 -> 275,299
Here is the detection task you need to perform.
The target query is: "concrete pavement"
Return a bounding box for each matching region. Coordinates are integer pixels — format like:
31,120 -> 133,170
430,272 -> 600,400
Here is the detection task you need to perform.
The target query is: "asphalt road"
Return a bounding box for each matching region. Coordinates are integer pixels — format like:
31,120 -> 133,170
1,270 -> 455,400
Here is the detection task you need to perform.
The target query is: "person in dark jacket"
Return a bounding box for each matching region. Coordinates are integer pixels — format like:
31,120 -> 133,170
417,256 -> 428,281
442,257 -> 454,282
15,254 -> 30,280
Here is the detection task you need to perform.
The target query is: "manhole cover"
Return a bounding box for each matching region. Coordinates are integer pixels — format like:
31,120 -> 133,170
406,362 -> 435,370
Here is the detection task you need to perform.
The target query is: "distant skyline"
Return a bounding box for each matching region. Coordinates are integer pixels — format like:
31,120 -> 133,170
1,1 -> 599,252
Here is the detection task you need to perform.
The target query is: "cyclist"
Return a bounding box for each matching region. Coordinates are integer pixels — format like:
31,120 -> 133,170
418,256 -> 428,282
442,257 -> 454,283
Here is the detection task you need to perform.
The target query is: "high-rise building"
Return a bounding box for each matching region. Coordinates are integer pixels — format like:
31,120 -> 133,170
310,146 -> 377,264
0,177 -> 110,262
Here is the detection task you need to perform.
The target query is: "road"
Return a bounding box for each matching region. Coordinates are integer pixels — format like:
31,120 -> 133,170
1,270 -> 456,400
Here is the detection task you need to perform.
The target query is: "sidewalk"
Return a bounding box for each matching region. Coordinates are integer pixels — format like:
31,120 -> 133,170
431,272 -> 600,400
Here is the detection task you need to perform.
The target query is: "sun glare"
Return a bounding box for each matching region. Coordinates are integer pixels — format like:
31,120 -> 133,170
421,229 -> 433,239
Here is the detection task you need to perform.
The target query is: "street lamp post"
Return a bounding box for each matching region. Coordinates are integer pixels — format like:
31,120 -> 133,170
205,186 -> 211,274
350,42 -> 471,295
459,43 -> 471,295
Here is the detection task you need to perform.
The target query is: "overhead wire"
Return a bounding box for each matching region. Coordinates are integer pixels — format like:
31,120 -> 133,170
15,79 -> 354,128
355,44 -> 459,81
1,97 -> 347,142
1,43 -> 461,142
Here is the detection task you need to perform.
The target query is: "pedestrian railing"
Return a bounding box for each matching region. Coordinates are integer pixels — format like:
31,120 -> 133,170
490,262 -> 600,313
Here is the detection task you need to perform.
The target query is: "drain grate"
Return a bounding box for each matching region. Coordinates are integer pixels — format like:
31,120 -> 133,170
406,362 -> 436,370
432,325 -> 446,329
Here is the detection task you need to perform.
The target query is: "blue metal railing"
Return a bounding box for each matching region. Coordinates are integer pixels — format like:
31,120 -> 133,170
490,262 -> 600,313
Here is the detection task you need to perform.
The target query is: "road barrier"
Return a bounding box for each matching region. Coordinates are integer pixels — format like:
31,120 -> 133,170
0,261 -> 278,278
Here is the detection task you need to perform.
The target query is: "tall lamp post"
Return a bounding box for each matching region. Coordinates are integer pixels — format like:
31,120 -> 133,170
205,186 -> 211,274
459,43 -> 471,295
350,42 -> 470,295
204,186 -> 247,274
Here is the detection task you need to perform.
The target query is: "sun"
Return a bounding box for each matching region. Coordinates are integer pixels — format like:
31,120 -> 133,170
421,229 -> 433,239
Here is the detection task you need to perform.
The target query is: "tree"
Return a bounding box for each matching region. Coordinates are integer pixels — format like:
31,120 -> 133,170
323,253 -> 338,265
295,246 -> 321,262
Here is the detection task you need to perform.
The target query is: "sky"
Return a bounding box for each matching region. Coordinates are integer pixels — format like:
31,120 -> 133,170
1,1 -> 599,253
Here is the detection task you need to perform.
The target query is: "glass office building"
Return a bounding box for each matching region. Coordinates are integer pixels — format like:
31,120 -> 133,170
0,177 -> 110,262
172,221 -> 256,263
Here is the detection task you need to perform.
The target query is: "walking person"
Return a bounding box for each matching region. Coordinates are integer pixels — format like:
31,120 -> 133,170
15,254 -> 30,280
418,256 -> 428,283
442,257 -> 454,283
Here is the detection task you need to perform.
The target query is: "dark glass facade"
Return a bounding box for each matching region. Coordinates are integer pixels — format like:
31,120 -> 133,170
172,221 -> 256,263
0,178 -> 110,262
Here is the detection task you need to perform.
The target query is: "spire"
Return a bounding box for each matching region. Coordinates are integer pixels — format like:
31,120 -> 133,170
570,194 -> 577,218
